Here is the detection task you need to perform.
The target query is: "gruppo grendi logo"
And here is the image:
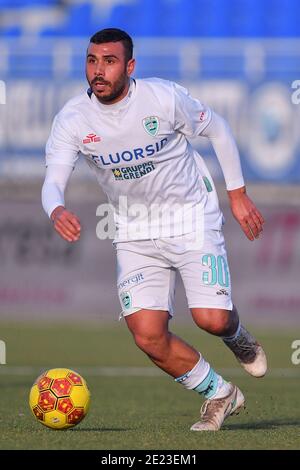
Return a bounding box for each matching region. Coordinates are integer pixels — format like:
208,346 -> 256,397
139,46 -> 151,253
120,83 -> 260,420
112,162 -> 155,180
142,116 -> 159,136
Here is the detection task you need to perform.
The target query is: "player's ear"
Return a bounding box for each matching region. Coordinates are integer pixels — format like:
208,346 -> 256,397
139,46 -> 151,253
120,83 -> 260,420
126,58 -> 135,76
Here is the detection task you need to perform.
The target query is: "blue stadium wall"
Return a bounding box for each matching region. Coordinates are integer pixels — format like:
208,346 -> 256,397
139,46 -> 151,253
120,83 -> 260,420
0,0 -> 300,183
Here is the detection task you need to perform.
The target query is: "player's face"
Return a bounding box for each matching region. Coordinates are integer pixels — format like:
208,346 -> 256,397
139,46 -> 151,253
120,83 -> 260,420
86,41 -> 135,104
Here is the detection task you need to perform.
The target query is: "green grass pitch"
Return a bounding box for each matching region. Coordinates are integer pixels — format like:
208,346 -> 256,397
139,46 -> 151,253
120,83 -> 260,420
0,320 -> 299,450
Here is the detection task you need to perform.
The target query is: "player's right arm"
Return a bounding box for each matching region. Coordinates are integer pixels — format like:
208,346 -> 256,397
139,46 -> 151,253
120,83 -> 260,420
42,111 -> 81,243
42,163 -> 81,242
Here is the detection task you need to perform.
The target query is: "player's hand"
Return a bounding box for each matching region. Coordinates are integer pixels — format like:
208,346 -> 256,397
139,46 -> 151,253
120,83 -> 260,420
227,187 -> 265,241
50,205 -> 81,243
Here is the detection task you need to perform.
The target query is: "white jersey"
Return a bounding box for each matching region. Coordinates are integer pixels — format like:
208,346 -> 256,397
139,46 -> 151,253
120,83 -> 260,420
45,78 -> 242,240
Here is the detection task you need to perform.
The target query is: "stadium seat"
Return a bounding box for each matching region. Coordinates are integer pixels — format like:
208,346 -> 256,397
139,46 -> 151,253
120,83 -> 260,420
1,0 -> 300,38
9,47 -> 53,78
265,0 -> 299,37
58,3 -> 94,36
41,3 -> 94,37
187,0 -> 231,37
0,25 -> 23,37
230,0 -> 266,37
158,0 -> 192,37
108,1 -> 160,37
0,0 -> 58,5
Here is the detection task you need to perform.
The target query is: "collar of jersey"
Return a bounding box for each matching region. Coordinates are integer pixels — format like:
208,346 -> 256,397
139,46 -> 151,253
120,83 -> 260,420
90,78 -> 136,114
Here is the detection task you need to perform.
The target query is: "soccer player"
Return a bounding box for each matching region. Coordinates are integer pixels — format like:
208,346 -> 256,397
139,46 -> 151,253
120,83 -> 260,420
42,28 -> 267,431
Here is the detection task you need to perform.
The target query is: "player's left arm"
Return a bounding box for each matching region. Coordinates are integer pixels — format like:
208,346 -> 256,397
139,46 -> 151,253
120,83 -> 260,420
201,111 -> 265,241
172,82 -> 264,240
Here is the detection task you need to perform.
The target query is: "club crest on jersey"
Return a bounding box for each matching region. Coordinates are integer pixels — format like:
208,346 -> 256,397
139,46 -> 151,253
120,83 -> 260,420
142,116 -> 159,136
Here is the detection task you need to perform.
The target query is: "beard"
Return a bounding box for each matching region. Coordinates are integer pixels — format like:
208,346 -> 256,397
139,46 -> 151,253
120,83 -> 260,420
89,72 -> 128,104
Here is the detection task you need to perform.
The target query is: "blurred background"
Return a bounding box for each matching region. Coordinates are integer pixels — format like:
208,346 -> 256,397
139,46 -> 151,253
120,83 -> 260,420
0,0 -> 300,326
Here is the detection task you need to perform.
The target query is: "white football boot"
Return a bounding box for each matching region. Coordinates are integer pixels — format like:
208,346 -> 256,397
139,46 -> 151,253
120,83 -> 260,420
190,383 -> 245,432
223,325 -> 267,378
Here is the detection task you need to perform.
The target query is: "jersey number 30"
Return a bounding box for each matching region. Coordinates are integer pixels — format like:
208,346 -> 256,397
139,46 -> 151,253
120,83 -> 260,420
202,254 -> 229,287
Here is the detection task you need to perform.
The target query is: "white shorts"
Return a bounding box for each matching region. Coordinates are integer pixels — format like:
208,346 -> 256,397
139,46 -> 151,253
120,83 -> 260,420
114,229 -> 233,319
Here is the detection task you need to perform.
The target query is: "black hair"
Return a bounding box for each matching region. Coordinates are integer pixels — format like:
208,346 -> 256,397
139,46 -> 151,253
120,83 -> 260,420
89,28 -> 133,63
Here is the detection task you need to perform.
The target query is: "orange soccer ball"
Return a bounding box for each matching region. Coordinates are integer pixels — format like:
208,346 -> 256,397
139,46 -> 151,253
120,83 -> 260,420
29,368 -> 90,429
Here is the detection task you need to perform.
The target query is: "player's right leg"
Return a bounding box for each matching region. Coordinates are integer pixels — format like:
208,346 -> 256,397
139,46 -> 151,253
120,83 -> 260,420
125,309 -> 199,376
115,238 -> 199,376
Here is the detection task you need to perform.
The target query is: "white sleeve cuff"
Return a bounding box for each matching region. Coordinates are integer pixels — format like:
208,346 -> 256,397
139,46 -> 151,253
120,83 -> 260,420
225,179 -> 245,191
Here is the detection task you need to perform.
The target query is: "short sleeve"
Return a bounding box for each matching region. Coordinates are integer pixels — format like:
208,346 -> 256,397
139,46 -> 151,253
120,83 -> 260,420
45,113 -> 80,168
173,82 -> 212,137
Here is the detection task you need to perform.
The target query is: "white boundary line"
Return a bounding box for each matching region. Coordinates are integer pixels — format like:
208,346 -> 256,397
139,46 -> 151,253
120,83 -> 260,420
0,366 -> 299,378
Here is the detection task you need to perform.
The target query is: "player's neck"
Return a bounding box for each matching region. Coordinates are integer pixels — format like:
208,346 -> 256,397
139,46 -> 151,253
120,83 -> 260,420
92,79 -> 135,111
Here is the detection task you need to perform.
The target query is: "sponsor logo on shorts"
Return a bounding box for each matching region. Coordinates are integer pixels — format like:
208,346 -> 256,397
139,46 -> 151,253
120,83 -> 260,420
120,291 -> 132,310
112,162 -> 155,180
216,288 -> 229,296
118,273 -> 144,291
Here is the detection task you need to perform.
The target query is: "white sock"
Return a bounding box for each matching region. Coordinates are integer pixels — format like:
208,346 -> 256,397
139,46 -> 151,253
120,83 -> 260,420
175,354 -> 231,399
174,354 -> 210,390
212,376 -> 232,399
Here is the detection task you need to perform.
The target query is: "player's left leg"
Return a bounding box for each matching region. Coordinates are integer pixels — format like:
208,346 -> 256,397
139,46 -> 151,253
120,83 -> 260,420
171,229 -> 267,378
191,306 -> 267,378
